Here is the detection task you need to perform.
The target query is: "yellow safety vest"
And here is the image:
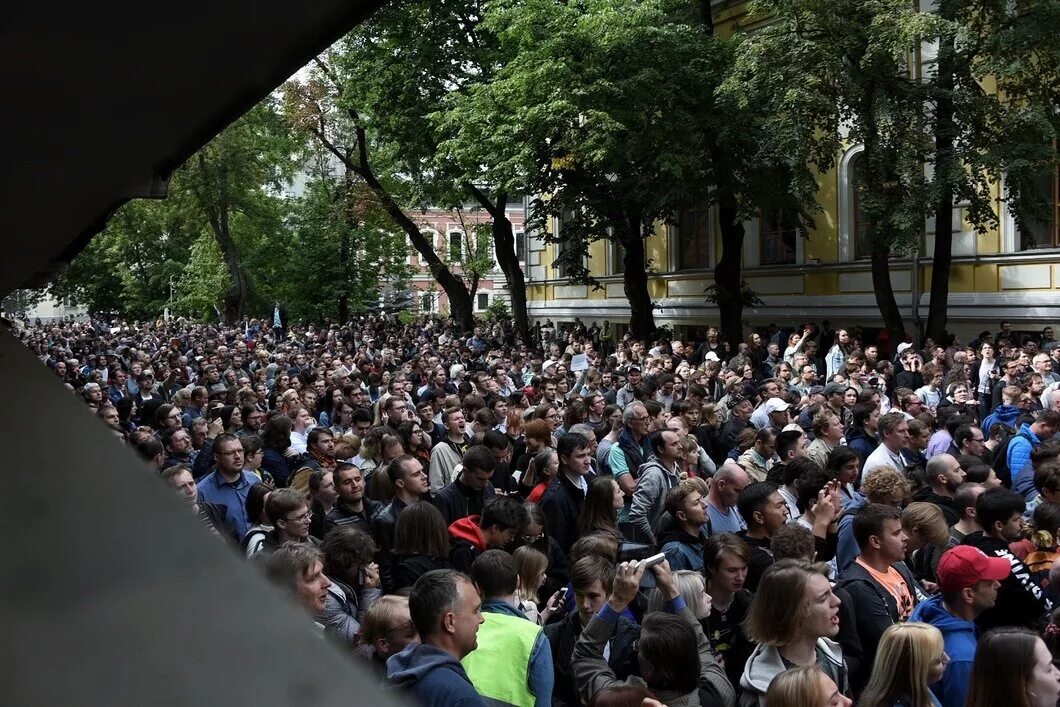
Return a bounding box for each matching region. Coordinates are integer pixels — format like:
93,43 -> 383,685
462,610 -> 541,707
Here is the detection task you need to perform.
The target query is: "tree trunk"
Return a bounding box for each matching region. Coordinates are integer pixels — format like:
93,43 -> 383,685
715,195 -> 746,352
870,244 -> 906,348
209,207 -> 248,324
622,215 -> 656,339
467,185 -> 532,343
926,30 -> 956,343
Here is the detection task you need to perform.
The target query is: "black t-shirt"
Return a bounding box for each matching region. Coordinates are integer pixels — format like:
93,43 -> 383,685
703,589 -> 755,690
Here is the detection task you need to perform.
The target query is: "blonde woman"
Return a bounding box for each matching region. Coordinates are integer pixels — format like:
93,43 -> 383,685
765,665 -> 852,707
512,545 -> 563,625
858,623 -> 946,707
645,570 -> 712,621
901,502 -> 949,587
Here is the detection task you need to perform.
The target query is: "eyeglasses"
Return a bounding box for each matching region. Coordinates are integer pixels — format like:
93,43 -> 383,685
284,510 -> 313,523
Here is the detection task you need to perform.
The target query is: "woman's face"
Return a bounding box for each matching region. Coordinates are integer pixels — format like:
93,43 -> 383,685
982,343 -> 994,358
844,389 -> 858,406
611,480 -> 624,510
1030,637 -> 1060,707
230,408 -> 242,427
927,645 -> 949,685
838,459 -> 859,486
332,388 -> 345,405
778,365 -> 793,381
803,573 -> 842,640
546,454 -> 559,478
295,408 -> 310,427
752,333 -> 762,346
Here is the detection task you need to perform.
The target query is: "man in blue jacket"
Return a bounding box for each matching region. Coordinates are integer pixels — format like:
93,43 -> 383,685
387,570 -> 486,706
909,545 -> 1010,707
1011,411 -> 1060,499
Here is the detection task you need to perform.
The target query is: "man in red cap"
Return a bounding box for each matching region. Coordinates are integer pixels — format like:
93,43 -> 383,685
909,545 -> 1010,707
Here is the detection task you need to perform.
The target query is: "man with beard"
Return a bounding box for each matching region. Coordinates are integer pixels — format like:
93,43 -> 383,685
324,463 -> 383,536
912,453 -> 966,526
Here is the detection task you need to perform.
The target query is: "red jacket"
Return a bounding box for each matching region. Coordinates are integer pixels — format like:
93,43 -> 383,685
448,515 -> 486,551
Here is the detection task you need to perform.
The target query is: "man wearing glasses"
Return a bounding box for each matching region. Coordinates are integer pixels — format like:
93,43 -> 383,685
196,432 -> 260,538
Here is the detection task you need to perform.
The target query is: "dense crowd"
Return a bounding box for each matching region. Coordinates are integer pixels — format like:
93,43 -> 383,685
21,313 -> 1060,707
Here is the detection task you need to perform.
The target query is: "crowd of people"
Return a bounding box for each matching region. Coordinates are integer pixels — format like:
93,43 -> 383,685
23,313 -> 1060,707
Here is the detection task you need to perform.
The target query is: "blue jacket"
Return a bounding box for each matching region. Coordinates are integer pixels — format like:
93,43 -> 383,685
1011,423 -> 1041,500
837,494 -> 868,573
982,404 -> 1021,436
909,595 -> 978,707
387,643 -> 484,707
480,599 -> 554,707
846,427 -> 878,471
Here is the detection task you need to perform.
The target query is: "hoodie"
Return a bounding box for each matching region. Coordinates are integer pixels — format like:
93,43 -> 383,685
837,494 -> 869,573
738,638 -> 848,707
845,426 -> 878,471
1010,423 -> 1042,500
961,532 -> 1052,630
386,643 -> 485,707
982,404 -> 1020,436
629,457 -> 681,544
909,595 -> 978,707
448,515 -> 486,574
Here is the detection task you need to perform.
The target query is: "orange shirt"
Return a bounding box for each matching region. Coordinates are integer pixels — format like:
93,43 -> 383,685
856,558 -> 914,620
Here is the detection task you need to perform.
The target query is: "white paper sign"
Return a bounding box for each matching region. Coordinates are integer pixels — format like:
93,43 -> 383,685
571,354 -> 589,372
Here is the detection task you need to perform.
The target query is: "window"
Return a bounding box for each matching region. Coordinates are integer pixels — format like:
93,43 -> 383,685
1014,165 -> 1059,250
851,153 -> 873,259
515,231 -> 525,262
448,231 -> 462,262
554,210 -> 576,278
420,292 -> 433,312
610,239 -> 626,274
759,209 -> 797,265
676,207 -> 711,270
477,293 -> 489,310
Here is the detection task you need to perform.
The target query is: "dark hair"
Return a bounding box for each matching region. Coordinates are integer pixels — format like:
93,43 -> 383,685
571,554 -> 616,593
638,613 -> 699,693
702,532 -> 751,579
795,464 -> 835,511
461,444 -> 498,476
578,476 -> 621,539
825,446 -> 859,476
770,522 -> 816,561
321,525 -> 376,579
307,426 -> 333,449
775,429 -> 804,460
393,502 -> 450,558
965,627 -> 1041,707
408,569 -> 471,639
481,429 -> 512,452
245,483 -> 272,526
853,503 -> 903,548
852,402 -> 877,428
308,468 -> 330,495
262,413 -> 293,451
587,686 -> 658,707
648,429 -> 674,457
976,487 -> 1026,533
480,496 -> 528,533
737,482 -> 779,529
784,457 -> 821,487
240,434 -> 263,456
557,431 -> 591,459
387,455 -> 420,484
471,549 -> 518,598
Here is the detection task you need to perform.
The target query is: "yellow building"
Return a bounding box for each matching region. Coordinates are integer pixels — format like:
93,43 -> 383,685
524,3 -> 1060,339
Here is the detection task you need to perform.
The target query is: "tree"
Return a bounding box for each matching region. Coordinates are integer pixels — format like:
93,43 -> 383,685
180,101 -> 296,324
924,0 -> 1060,341
439,0 -> 729,339
742,0 -> 942,346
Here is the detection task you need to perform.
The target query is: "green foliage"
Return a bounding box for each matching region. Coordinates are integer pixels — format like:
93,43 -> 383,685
704,281 -> 764,308
1,289 -> 46,318
484,297 -> 512,322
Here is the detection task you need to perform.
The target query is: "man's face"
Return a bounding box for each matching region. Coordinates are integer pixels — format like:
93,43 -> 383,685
562,445 -> 593,477
659,430 -> 683,462
769,409 -> 790,428
791,433 -> 809,459
875,518 -> 908,562
575,580 -> 609,626
865,409 -> 881,434
733,400 -> 753,421
886,420 -> 909,449
756,433 -> 777,459
451,579 -> 485,657
801,365 -> 816,383
355,420 -> 372,437
679,491 -> 707,527
214,438 -> 245,475
970,579 -> 1001,613
101,407 -> 120,427
280,504 -> 312,541
167,470 -> 198,505
937,455 -> 966,492
446,412 -> 466,436
311,433 -> 335,460
463,466 -> 493,492
759,492 -> 790,534
998,511 -> 1023,541
169,430 -> 192,455
296,560 -> 332,615
719,474 -> 748,508
628,406 -> 651,438
336,468 -> 365,504
398,462 -> 431,496
244,409 -> 264,431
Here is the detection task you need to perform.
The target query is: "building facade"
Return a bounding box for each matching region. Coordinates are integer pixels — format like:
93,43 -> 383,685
523,3 -> 1060,340
406,202 -> 527,316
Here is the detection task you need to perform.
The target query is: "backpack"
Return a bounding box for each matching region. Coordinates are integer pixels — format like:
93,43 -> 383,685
993,426 -> 1032,488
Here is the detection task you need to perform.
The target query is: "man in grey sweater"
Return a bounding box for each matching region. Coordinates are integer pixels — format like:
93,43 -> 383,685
629,429 -> 684,545
573,558 -> 735,707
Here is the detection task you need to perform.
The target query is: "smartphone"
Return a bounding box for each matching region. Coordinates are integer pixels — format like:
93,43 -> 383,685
639,552 -> 667,569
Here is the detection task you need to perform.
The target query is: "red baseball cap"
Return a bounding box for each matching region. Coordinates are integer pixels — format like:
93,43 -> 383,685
936,546 -> 1010,591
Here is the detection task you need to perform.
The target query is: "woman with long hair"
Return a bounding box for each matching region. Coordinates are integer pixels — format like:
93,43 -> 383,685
391,502 -> 452,592
740,559 -> 849,706
396,419 -> 431,470
858,623 -> 946,707
966,627 -> 1060,707
218,404 -> 242,434
520,503 -> 569,600
521,448 -> 558,503
260,413 -> 296,487
515,418 -> 553,479
764,665 -> 851,707
577,476 -> 623,541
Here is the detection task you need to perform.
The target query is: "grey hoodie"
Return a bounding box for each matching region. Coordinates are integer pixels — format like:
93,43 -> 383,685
629,457 -> 681,544
738,638 -> 847,707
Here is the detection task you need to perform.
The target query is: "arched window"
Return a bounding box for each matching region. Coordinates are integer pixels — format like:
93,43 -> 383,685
839,145 -> 873,261
850,152 -> 873,259
675,206 -> 712,270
